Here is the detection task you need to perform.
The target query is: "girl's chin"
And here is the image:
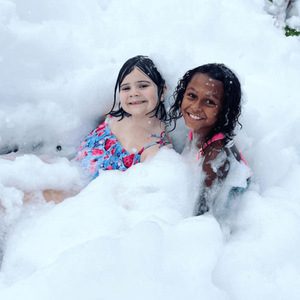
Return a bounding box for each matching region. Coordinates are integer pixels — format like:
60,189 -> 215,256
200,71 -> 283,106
184,121 -> 200,132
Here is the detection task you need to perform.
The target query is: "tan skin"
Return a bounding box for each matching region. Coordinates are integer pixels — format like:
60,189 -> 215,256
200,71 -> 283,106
0,154 -> 79,204
181,73 -> 231,214
23,190 -> 76,204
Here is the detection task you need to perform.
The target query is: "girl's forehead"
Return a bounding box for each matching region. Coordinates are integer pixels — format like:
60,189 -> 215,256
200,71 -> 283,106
190,73 -> 221,85
188,73 -> 223,91
121,67 -> 149,84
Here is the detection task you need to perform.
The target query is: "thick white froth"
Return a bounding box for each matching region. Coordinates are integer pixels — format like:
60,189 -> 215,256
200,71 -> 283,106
1,0 -> 300,299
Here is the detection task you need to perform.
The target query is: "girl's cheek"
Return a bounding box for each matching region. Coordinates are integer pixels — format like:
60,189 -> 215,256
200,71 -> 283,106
179,104 -> 183,113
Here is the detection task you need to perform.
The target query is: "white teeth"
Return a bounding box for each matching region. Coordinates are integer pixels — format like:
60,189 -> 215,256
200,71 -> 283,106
189,113 -> 202,120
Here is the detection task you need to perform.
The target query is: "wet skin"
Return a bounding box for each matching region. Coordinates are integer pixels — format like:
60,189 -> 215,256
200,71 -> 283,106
180,73 -> 224,141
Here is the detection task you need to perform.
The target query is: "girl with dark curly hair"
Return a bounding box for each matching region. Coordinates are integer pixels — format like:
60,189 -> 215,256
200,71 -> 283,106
169,63 -> 251,217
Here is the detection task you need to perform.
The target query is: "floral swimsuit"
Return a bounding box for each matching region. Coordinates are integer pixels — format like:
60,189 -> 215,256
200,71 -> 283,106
76,117 -> 170,179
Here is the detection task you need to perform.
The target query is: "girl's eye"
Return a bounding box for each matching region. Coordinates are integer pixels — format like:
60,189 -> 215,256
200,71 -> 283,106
121,86 -> 130,91
187,93 -> 197,100
138,84 -> 150,89
205,99 -> 216,106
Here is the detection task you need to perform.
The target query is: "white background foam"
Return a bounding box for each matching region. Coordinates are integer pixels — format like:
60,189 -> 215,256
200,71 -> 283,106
0,0 -> 300,299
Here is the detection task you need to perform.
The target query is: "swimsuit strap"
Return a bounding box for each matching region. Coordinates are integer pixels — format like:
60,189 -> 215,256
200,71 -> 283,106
105,115 -> 171,156
138,131 -> 171,154
189,131 -> 250,169
199,132 -> 225,155
188,130 -> 225,159
188,130 -> 194,141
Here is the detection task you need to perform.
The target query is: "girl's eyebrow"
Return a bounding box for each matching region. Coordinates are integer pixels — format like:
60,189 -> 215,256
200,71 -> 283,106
186,86 -> 196,92
136,80 -> 151,84
203,92 -> 222,101
186,86 -> 221,100
120,80 -> 151,88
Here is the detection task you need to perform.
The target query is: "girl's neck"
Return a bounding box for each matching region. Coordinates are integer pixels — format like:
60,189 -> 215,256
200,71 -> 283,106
123,114 -> 163,130
191,131 -> 208,148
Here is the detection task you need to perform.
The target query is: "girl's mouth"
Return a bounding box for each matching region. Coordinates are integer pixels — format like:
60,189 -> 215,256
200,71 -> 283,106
129,100 -> 147,105
187,112 -> 203,120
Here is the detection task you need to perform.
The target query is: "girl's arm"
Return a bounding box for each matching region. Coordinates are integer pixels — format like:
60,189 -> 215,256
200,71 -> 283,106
194,141 -> 230,215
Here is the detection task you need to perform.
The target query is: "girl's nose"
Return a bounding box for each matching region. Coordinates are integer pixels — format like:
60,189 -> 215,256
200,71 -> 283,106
191,102 -> 203,112
129,87 -> 139,97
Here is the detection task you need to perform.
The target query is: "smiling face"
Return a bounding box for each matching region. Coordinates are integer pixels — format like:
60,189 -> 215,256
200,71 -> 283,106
119,67 -> 159,117
180,73 -> 224,137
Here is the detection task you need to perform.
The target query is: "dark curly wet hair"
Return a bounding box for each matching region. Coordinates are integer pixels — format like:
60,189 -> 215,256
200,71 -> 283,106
168,63 -> 242,141
108,55 -> 167,121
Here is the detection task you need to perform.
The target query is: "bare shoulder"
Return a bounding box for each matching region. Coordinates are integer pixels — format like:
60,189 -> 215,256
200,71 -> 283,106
203,140 -> 226,162
108,116 -> 126,135
202,140 -> 230,187
141,144 -> 160,162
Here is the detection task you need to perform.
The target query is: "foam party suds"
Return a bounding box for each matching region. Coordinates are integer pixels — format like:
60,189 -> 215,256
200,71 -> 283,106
0,0 -> 300,299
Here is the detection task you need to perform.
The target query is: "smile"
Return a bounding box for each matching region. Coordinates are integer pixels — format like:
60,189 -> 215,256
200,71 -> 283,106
187,112 -> 203,120
129,100 -> 147,105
